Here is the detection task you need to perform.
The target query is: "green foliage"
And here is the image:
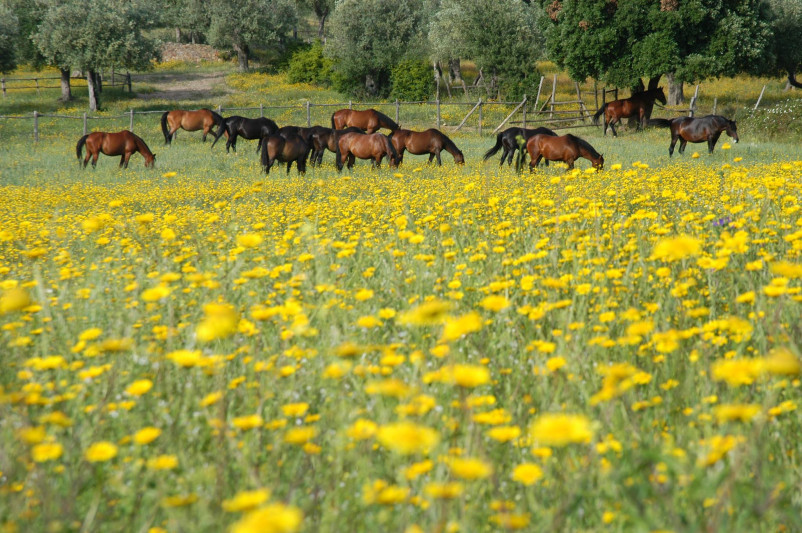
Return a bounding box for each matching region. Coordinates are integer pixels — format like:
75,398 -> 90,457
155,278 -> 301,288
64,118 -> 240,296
766,0 -> 802,78
543,0 -> 775,86
390,59 -> 433,101
207,0 -> 297,70
286,41 -> 334,85
0,4 -> 19,73
326,0 -> 426,97
428,0 -> 544,98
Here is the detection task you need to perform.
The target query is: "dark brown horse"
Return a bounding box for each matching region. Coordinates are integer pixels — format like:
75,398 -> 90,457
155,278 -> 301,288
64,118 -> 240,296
331,109 -> 399,133
161,109 -> 223,144
336,132 -> 399,171
260,134 -> 311,175
593,88 -> 666,136
389,128 -> 464,166
76,131 -> 155,169
522,134 -> 603,172
310,126 -> 365,166
484,127 -> 557,166
211,116 -> 279,153
648,115 -> 739,156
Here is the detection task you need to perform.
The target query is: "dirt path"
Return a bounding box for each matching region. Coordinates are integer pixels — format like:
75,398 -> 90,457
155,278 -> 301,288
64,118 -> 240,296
136,71 -> 233,101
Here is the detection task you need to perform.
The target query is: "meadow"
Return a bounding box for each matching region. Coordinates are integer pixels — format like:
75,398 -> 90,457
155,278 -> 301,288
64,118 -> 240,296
1,64 -> 802,533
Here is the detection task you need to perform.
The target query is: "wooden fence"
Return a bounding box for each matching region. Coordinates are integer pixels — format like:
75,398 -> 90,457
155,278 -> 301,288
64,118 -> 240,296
0,80 -> 772,142
1,72 -> 132,97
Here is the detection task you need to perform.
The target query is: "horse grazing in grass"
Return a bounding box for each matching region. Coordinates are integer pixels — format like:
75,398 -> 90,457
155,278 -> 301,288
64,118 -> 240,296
260,134 -> 312,175
331,109 -> 399,133
211,116 -> 279,153
484,127 -> 557,166
335,132 -> 399,171
648,115 -> 739,156
77,131 -> 155,169
310,126 -> 365,166
522,134 -> 603,172
161,109 -> 223,144
277,125 -> 317,143
389,128 -> 464,166
593,87 -> 666,136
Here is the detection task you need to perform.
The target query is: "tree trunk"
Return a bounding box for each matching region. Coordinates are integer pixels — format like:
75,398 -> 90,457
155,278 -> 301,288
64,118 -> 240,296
175,27 -> 181,43
788,70 -> 802,89
234,42 -> 249,71
317,14 -> 327,40
365,74 -> 377,95
94,71 -> 102,93
667,72 -> 684,105
87,70 -> 100,111
60,68 -> 72,102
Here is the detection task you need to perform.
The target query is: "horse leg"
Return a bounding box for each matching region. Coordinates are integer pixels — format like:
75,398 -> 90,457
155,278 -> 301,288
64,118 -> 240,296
123,152 -> 132,169
608,120 -> 618,137
91,153 -> 99,169
435,150 -> 442,166
679,139 -> 687,154
708,132 -> 721,154
287,161 -> 292,174
566,159 -> 575,170
83,153 -> 91,168
347,154 -> 355,169
428,154 -> 435,164
668,135 -> 678,157
202,126 -> 208,142
119,155 -> 125,168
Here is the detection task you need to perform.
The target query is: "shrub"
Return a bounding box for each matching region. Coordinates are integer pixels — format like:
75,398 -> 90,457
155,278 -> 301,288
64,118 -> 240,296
286,41 -> 334,86
390,60 -> 434,101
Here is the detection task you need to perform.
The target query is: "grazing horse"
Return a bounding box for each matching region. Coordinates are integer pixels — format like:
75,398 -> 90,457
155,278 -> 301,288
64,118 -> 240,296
522,134 -> 603,172
310,126 -> 365,166
76,131 -> 155,169
331,109 -> 399,133
161,109 -> 223,144
211,116 -> 279,153
593,87 -> 666,136
335,132 -> 399,171
389,128 -> 464,166
484,127 -> 557,167
277,125 -> 317,143
648,115 -> 739,156
260,134 -> 312,175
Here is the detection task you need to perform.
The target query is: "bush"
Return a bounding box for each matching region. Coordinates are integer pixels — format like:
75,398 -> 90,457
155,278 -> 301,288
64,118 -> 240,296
390,60 -> 434,101
286,41 -> 334,86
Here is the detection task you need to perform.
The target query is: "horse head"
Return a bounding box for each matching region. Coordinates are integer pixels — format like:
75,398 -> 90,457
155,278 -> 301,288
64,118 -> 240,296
593,154 -> 604,171
726,120 -> 739,143
146,153 -> 156,168
454,151 -> 465,165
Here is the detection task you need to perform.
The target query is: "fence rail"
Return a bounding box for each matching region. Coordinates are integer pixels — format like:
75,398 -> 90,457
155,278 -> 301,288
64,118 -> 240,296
1,72 -> 133,97
0,81 -> 773,142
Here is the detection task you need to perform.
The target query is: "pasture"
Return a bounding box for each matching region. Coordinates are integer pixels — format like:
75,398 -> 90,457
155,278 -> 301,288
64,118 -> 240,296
2,76 -> 802,532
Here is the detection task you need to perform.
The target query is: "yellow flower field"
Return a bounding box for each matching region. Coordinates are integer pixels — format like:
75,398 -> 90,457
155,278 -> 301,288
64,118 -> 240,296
1,157 -> 802,532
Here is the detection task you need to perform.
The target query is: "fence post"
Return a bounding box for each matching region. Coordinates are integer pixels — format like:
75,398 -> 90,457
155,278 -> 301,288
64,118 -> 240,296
522,94 -> 527,128
478,100 -> 482,136
754,85 -> 766,110
33,111 -> 39,143
436,98 -> 441,129
126,72 -> 132,93
594,81 -> 599,110
534,76 -> 544,112
306,101 -> 311,127
83,112 -> 87,135
130,109 -> 134,132
550,75 -> 557,119
1,78 -> 5,98
712,97 -> 717,115
395,99 -> 399,124
348,100 -> 352,110
260,103 -> 264,117
35,78 -> 40,95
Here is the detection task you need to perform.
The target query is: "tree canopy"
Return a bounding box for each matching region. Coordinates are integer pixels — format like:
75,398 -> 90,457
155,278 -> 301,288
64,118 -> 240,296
0,4 -> 20,73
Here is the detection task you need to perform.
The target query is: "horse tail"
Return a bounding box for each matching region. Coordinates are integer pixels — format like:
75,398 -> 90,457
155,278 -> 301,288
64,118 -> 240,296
209,108 -> 223,127
161,112 -> 171,144
76,134 -> 89,161
331,111 -> 337,129
260,137 -> 270,171
211,117 -> 228,149
647,118 -> 673,128
386,135 -> 399,164
593,104 -> 607,126
483,133 -> 504,160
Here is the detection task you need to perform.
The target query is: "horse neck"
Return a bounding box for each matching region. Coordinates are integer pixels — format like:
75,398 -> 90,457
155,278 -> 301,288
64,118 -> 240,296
440,135 -> 459,156
576,142 -> 599,162
133,134 -> 152,157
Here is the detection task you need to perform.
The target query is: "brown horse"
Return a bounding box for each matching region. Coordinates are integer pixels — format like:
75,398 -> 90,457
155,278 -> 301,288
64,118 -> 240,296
522,134 -> 603,172
161,109 -> 223,144
331,109 -> 399,133
648,115 -> 739,156
310,126 -> 365,166
593,87 -> 666,136
260,134 -> 311,175
389,128 -> 464,166
336,132 -> 399,171
76,131 -> 155,169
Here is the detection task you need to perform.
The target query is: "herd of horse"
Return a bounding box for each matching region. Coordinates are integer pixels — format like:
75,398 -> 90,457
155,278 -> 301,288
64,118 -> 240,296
74,88 -> 739,173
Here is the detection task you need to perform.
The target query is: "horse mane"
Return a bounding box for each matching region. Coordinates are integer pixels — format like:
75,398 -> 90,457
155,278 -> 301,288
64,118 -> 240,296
373,109 -> 399,131
130,132 -> 153,157
565,134 -> 600,158
439,132 -> 461,155
207,108 -> 223,124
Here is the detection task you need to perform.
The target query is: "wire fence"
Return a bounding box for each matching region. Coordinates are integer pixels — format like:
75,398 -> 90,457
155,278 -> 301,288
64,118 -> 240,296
1,73 -> 132,97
